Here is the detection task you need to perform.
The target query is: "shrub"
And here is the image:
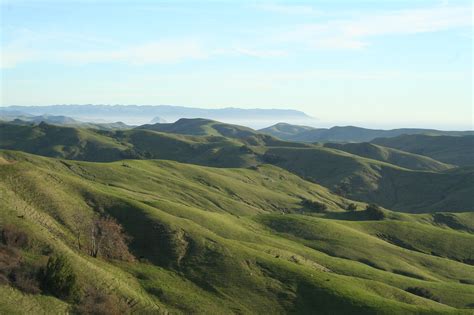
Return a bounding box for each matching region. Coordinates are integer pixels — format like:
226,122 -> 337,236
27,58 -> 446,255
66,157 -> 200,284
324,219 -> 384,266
365,204 -> 385,220
239,145 -> 253,154
301,199 -> 328,213
10,265 -> 41,294
405,287 -> 440,302
262,153 -> 284,164
1,225 -> 29,248
0,240 -> 41,294
40,255 -> 80,302
72,286 -> 130,315
346,203 -> 357,211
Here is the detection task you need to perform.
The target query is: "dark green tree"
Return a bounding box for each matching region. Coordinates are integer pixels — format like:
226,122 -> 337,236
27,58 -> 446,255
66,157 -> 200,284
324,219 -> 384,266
365,204 -> 385,220
41,255 -> 80,302
346,203 -> 357,211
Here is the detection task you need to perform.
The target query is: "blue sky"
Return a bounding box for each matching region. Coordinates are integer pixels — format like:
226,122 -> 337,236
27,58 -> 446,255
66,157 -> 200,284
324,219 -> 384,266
0,0 -> 472,129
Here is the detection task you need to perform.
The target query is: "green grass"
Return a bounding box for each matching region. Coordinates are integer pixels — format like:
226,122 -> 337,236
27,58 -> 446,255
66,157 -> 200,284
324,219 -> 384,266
324,142 -> 453,171
262,145 -> 474,213
372,134 -> 474,167
1,150 -> 473,314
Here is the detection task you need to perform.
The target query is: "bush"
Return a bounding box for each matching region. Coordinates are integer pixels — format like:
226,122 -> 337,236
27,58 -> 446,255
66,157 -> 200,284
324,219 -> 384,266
0,244 -> 41,294
1,225 -> 29,248
405,287 -> 440,302
73,287 -> 130,315
365,204 -> 385,220
346,203 -> 357,211
10,265 -> 41,294
41,255 -> 80,302
301,199 -> 328,213
239,145 -> 253,154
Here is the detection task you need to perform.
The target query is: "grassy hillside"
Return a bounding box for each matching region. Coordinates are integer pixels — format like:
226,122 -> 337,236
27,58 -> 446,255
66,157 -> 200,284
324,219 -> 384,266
0,122 -> 132,162
259,123 -> 317,140
1,121 -> 472,213
1,150 -> 473,314
260,123 -> 474,143
323,142 -> 453,171
263,146 -> 474,213
0,121 -> 304,166
372,134 -> 474,167
139,118 -> 258,138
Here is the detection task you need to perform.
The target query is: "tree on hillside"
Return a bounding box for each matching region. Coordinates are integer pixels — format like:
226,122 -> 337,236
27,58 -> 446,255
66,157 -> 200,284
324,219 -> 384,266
301,198 -> 328,213
71,212 -> 134,261
89,216 -> 134,262
346,203 -> 357,211
365,204 -> 385,220
40,255 -> 79,302
405,287 -> 440,302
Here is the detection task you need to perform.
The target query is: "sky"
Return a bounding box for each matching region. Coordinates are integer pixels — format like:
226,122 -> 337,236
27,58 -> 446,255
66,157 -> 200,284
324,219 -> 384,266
0,0 -> 472,129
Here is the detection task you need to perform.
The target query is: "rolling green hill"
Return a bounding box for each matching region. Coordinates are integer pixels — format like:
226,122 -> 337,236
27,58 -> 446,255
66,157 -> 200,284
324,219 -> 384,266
1,150 -> 473,314
259,122 -> 318,140
1,121 -> 472,213
139,118 -> 258,138
260,124 -> 474,143
323,142 -> 453,171
0,121 -> 304,166
372,134 -> 474,167
262,146 -> 474,213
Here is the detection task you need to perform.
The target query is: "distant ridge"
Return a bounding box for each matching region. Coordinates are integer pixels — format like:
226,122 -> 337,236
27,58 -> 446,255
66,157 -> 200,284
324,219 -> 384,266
260,123 -> 474,143
372,134 -> 474,166
1,105 -> 315,128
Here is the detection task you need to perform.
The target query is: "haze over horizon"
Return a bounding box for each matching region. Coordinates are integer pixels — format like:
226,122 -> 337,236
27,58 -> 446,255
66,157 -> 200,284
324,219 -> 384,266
1,0 -> 473,129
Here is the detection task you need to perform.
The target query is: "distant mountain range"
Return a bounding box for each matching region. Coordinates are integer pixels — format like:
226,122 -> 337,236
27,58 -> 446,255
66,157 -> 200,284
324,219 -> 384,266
1,105 -> 315,128
0,112 -> 130,130
260,122 -> 474,143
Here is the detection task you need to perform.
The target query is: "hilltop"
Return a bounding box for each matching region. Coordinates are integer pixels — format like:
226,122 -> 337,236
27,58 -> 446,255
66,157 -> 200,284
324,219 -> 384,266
259,122 -> 317,140
139,118 -> 258,138
260,123 -> 474,143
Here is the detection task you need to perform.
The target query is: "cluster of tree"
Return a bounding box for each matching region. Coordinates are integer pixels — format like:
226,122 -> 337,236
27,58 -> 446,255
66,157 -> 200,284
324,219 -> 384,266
346,203 -> 357,211
72,214 -> 134,262
0,224 -> 41,294
41,254 -> 131,314
365,204 -> 385,220
1,222 -> 132,313
300,198 -> 328,213
40,255 -> 80,302
262,153 -> 285,164
405,287 -> 440,302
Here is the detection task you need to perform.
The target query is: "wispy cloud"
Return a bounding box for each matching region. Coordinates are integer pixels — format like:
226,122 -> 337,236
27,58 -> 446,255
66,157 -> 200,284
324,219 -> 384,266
254,3 -> 322,15
1,4 -> 471,68
59,40 -> 209,65
1,38 -> 211,68
276,5 -> 472,50
228,47 -> 287,58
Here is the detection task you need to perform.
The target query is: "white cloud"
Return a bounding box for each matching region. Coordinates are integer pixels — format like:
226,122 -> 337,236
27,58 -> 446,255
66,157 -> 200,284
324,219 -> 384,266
275,5 -> 472,50
342,6 -> 471,37
1,39 -> 210,68
1,4 -> 471,68
230,47 -> 287,58
255,3 -> 321,15
59,40 -> 209,65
